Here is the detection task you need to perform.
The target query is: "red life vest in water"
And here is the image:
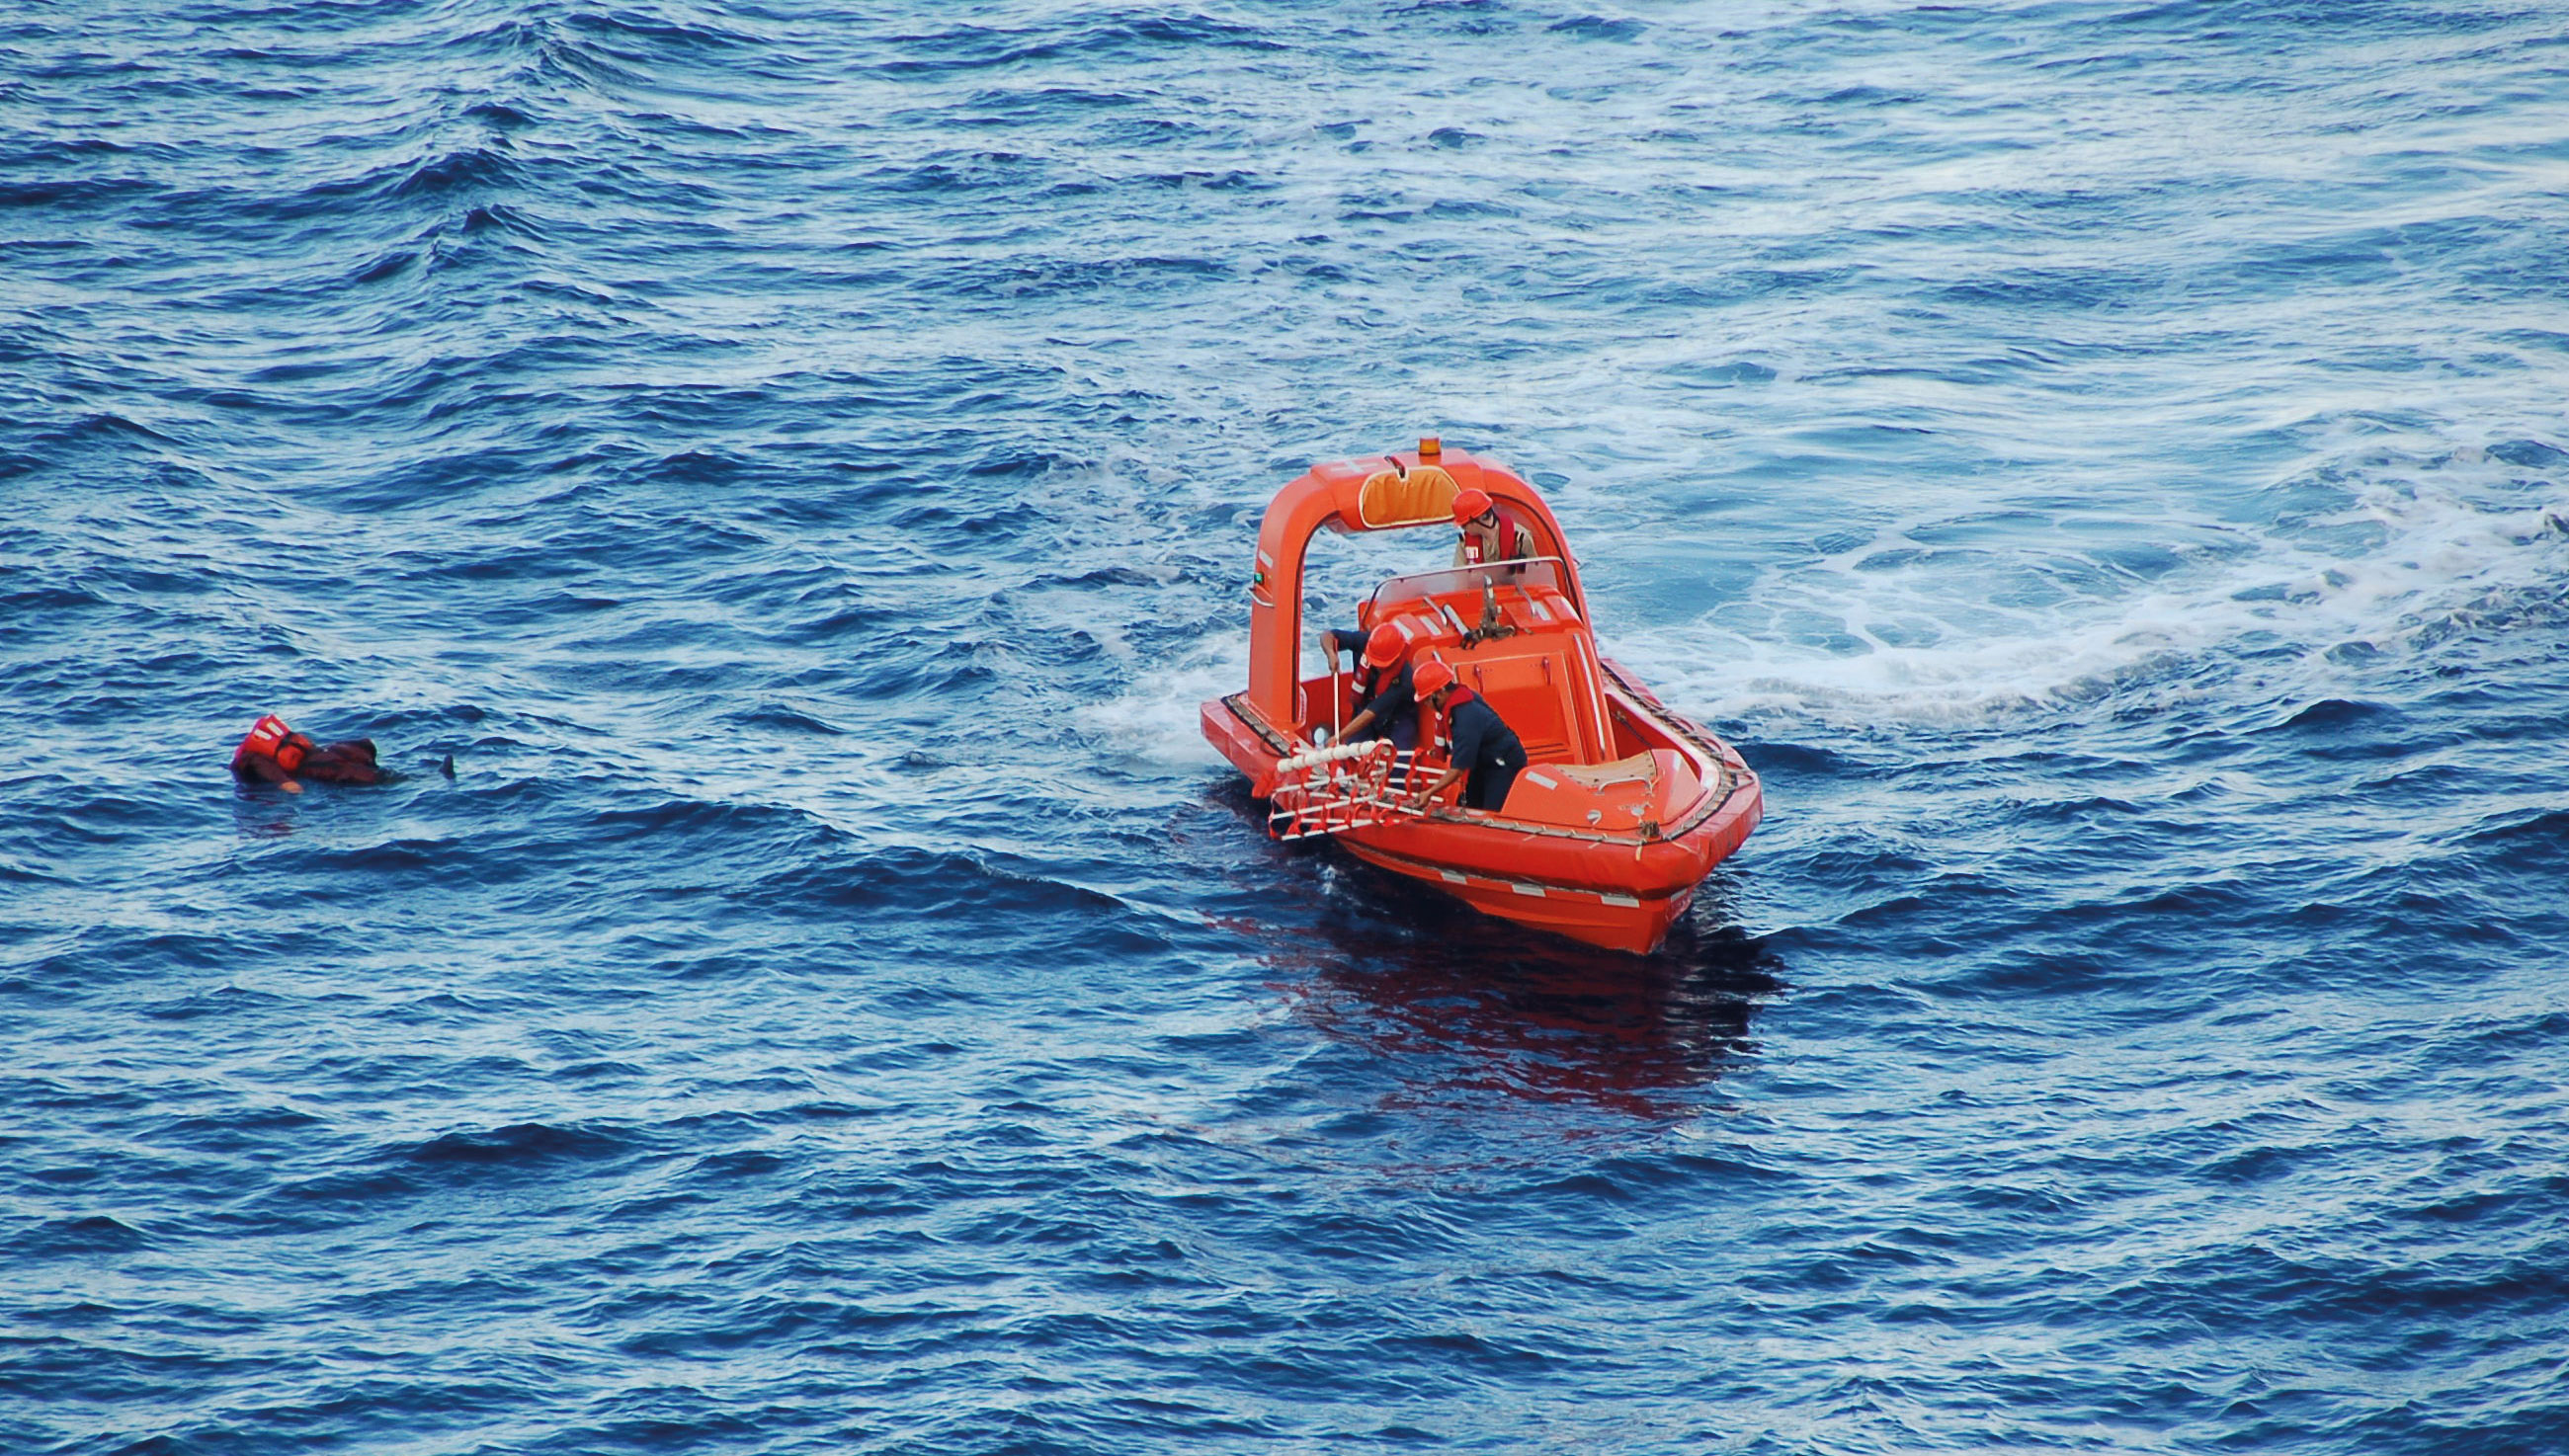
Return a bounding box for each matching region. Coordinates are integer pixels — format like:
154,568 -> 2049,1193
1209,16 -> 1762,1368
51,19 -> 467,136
233,715 -> 311,772
234,714 -> 290,768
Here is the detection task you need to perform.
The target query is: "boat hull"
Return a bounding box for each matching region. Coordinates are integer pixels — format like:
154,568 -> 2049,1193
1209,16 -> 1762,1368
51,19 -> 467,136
1202,666 -> 1762,954
1337,841 -> 1700,955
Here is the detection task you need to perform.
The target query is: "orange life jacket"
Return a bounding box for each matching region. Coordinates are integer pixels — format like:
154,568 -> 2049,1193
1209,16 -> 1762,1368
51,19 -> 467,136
1421,685 -> 1477,764
1459,506 -> 1531,565
1354,658 -> 1391,707
234,714 -> 291,768
233,716 -> 314,772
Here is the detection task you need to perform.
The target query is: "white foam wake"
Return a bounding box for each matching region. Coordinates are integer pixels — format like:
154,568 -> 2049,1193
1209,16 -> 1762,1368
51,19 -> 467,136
1609,466 -> 2569,732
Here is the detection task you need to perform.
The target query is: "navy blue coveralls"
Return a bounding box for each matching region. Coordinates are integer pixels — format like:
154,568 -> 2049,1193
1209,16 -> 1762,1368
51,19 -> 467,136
1442,688 -> 1526,813
1325,627 -> 1419,751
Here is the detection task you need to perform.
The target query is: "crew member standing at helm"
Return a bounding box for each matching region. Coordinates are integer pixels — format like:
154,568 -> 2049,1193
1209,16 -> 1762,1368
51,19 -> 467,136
230,714 -> 383,793
1408,658 -> 1527,814
1450,486 -> 1536,567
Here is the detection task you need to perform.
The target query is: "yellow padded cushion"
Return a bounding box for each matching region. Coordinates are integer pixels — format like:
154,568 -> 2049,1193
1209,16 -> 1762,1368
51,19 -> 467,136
1358,464 -> 1459,528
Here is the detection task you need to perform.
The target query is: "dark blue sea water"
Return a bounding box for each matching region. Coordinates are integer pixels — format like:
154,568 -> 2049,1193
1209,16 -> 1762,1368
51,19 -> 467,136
8,2 -> 2569,1450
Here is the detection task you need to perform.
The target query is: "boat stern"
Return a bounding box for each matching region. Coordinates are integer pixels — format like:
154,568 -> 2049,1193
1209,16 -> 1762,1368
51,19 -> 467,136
1202,691 -> 1287,790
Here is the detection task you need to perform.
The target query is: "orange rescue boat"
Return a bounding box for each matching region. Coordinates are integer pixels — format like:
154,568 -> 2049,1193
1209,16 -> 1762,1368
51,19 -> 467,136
1201,440 -> 1763,954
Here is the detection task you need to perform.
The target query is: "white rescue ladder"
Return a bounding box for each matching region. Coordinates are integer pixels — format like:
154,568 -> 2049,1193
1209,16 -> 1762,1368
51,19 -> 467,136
1267,739 -> 1425,841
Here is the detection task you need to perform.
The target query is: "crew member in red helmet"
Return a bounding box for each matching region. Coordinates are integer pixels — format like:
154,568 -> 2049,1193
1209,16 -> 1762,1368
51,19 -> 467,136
1409,658 -> 1527,814
230,714 -> 383,793
1337,621 -> 1423,751
1450,486 -> 1536,567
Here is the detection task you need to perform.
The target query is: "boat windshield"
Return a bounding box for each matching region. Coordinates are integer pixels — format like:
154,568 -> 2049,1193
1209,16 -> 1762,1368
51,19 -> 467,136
1367,557 -> 1565,615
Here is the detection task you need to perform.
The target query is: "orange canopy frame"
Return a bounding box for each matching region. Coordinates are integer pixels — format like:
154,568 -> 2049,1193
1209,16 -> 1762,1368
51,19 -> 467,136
1244,440 -> 1585,728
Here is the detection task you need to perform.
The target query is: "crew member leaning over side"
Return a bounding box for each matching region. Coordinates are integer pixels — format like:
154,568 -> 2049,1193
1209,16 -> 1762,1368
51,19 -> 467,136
1450,486 -> 1536,567
1333,621 -> 1423,751
1409,657 -> 1527,815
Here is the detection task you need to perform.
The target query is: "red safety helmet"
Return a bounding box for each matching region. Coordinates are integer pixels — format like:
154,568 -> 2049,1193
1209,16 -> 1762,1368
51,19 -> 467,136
1450,487 -> 1494,526
1412,658 -> 1456,696
1363,621 -> 1407,669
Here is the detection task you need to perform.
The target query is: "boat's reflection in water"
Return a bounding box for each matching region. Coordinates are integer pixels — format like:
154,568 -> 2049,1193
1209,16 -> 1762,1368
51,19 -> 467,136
1246,848 -> 1784,1120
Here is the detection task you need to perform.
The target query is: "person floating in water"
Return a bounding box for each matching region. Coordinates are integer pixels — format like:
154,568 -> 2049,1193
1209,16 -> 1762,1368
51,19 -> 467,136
229,713 -> 384,793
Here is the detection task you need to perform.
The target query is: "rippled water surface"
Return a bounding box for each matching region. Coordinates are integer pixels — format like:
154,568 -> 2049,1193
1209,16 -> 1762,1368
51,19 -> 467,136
8,2 -> 2569,1451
